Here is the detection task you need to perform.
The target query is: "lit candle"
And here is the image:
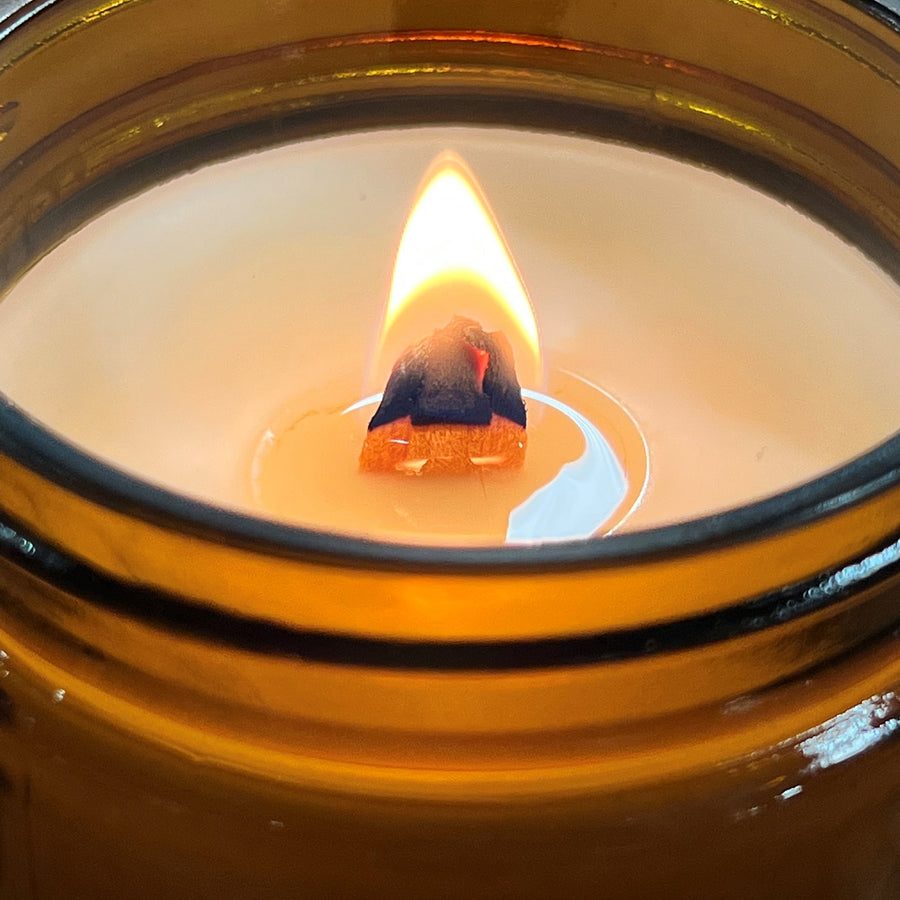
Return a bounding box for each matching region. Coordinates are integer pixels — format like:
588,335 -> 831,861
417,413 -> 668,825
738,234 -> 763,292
0,1 -> 899,897
258,150 -> 640,544
0,127 -> 897,548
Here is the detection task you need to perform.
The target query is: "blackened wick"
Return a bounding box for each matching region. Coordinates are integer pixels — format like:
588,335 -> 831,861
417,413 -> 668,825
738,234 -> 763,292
368,316 -> 527,431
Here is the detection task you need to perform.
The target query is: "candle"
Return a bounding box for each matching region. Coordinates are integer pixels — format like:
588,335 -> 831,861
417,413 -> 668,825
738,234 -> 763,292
0,0 -> 899,897
0,127 -> 897,547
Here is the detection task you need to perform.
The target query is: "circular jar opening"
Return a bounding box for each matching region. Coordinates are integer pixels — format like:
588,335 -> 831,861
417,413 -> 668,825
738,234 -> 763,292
0,124 -> 898,546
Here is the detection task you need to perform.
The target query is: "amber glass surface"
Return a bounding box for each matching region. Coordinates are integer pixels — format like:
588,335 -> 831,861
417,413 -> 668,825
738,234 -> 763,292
0,0 -> 899,897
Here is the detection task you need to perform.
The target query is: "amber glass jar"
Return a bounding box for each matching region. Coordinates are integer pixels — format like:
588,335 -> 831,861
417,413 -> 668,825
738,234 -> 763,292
0,1 -> 899,897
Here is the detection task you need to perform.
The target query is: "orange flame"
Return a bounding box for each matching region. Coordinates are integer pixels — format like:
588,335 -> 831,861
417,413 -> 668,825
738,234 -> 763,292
373,152 -> 541,389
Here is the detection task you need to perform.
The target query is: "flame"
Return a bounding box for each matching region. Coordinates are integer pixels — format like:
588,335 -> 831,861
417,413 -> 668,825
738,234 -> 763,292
374,152 -> 541,388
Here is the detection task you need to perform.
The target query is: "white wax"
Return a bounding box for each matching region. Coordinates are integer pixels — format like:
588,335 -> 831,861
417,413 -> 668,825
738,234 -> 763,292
0,126 -> 897,535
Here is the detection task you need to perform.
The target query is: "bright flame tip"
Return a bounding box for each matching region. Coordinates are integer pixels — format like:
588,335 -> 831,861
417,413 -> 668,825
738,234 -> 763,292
375,152 -> 541,387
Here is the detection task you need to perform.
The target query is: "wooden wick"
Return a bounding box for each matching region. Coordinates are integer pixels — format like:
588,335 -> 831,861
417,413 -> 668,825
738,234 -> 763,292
361,317 -> 527,474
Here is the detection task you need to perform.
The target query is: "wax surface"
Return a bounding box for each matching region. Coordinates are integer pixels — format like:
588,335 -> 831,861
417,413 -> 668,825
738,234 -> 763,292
252,376 -> 639,545
0,126 -> 898,540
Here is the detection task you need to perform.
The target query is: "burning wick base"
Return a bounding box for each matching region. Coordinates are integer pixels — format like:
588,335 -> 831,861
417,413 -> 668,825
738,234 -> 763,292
360,317 -> 527,475
360,418 -> 526,475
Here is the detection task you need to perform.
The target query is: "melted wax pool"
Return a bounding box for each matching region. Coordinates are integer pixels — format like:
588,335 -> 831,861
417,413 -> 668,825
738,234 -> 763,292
251,372 -> 648,547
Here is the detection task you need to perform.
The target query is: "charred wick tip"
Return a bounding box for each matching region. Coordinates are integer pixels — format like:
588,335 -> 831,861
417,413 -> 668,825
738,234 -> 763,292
368,317 -> 527,431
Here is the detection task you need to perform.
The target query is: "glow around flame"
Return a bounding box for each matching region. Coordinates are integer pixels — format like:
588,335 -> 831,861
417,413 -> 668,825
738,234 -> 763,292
375,152 -> 541,387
